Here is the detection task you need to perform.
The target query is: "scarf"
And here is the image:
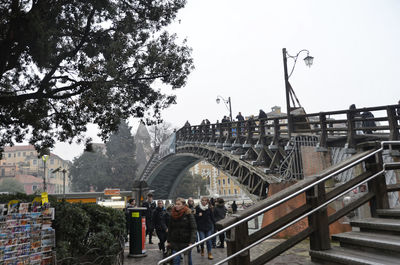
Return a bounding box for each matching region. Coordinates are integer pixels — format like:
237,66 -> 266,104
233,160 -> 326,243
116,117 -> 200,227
199,203 -> 208,211
171,205 -> 189,220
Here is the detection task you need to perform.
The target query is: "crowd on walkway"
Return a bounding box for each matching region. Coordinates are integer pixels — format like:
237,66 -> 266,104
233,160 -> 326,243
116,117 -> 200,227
126,193 -> 240,265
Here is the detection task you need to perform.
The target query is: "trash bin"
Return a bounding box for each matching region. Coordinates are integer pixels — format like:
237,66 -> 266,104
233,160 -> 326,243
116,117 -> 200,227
128,207 -> 147,257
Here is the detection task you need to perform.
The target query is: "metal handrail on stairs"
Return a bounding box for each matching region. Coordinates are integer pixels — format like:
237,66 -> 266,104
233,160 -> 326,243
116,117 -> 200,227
157,141 -> 400,264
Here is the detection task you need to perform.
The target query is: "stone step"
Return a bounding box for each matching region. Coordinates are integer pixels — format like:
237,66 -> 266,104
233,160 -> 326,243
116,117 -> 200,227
310,247 -> 400,265
332,231 -> 400,255
376,208 -> 400,218
350,217 -> 400,233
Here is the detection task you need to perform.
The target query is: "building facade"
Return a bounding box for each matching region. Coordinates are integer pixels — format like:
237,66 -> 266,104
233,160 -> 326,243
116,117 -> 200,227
189,160 -> 245,199
0,145 -> 70,194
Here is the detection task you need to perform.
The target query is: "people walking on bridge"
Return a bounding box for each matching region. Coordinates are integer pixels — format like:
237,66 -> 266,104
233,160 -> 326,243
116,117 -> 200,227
213,198 -> 227,248
153,200 -> 168,255
231,200 -> 238,213
236,112 -> 244,121
195,196 -> 215,260
142,193 -> 156,244
361,111 -> 376,134
167,197 -> 197,265
236,112 -> 244,135
258,109 -> 267,119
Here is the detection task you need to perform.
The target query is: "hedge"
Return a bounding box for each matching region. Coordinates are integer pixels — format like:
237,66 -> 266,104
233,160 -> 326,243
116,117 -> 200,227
0,194 -> 126,265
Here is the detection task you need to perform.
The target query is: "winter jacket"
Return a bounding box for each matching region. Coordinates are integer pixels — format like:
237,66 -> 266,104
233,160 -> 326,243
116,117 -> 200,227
152,207 -> 168,232
195,205 -> 215,232
167,207 -> 197,251
142,200 -> 156,227
213,204 -> 227,222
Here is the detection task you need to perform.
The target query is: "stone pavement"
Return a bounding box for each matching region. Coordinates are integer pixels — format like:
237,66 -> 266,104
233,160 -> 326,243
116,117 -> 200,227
124,236 -> 320,265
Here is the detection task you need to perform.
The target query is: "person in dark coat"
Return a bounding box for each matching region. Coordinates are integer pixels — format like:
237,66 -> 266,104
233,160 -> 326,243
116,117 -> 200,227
167,197 -> 197,265
195,197 -> 215,260
231,201 -> 238,213
236,112 -> 244,121
258,109 -> 267,119
142,193 -> 156,244
361,111 -> 376,134
125,198 -> 136,234
153,200 -> 168,254
213,198 -> 227,248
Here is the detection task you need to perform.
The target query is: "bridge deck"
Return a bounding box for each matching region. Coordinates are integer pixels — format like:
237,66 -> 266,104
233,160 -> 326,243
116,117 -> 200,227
123,236 -> 318,265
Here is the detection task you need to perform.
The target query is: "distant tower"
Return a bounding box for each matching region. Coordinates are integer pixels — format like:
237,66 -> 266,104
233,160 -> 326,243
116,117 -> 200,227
135,122 -> 153,175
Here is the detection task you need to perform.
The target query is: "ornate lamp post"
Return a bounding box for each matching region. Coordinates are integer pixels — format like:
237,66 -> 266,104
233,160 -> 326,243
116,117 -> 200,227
216,96 -> 232,121
52,167 -> 68,198
282,48 -> 314,138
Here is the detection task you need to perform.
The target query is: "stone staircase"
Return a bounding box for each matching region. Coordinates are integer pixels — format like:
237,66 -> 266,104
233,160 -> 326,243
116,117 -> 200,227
310,208 -> 400,265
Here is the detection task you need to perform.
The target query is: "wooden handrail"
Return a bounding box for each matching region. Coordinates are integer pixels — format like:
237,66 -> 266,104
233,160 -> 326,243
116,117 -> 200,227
176,104 -> 400,146
216,149 -> 376,230
213,142 -> 400,265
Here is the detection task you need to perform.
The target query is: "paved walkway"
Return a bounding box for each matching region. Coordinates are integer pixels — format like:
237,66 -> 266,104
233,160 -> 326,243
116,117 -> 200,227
124,236 -> 318,265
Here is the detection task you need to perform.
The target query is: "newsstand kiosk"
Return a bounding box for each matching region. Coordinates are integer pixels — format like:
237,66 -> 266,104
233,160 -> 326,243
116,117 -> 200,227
128,207 -> 147,257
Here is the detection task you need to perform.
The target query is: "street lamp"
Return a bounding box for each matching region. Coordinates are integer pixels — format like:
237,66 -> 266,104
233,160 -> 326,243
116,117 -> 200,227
282,48 -> 314,138
216,96 -> 232,121
41,155 -> 49,192
52,167 -> 68,198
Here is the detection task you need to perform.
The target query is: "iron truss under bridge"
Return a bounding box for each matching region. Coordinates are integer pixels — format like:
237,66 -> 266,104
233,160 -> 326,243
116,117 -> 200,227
138,104 -> 400,200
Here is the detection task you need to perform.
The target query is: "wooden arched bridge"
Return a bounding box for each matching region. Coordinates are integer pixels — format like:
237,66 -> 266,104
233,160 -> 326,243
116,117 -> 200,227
137,103 -> 400,200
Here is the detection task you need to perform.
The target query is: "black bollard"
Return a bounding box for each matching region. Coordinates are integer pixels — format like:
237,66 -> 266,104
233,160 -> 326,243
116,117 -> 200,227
128,207 -> 147,257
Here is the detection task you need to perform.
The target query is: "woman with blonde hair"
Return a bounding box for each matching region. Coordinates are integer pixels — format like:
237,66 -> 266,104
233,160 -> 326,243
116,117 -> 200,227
195,196 -> 215,260
167,197 -> 197,265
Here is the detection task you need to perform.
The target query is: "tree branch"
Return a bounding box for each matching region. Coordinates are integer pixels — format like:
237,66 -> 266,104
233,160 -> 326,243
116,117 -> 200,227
38,9 -> 96,94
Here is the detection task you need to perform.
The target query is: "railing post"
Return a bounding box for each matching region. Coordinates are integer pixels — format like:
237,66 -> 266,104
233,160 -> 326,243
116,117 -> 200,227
200,124 -> 206,143
387,106 -> 399,141
363,143 -> 389,216
226,221 -> 250,265
269,118 -> 280,150
307,183 -> 330,251
208,124 -> 216,146
316,113 -> 328,152
256,119 -> 266,147
216,123 -> 223,147
345,110 -> 356,153
243,119 -> 254,148
224,122 -> 232,148
232,121 -> 242,148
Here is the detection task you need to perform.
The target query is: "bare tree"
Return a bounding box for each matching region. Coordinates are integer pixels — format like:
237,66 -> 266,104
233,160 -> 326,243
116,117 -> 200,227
148,122 -> 177,148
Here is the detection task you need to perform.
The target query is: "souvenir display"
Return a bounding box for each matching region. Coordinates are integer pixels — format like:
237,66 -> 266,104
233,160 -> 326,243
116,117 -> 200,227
0,201 -> 55,264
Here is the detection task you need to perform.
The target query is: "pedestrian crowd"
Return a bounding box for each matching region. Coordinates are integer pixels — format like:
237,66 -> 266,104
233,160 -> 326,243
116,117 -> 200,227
128,193 -> 240,265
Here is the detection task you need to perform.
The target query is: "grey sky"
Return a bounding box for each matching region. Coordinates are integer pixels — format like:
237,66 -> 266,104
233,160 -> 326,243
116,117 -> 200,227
54,0 -> 400,161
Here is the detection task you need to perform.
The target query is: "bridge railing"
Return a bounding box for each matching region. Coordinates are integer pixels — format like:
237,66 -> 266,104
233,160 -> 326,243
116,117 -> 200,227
212,141 -> 400,265
157,141 -> 400,264
176,104 -> 400,150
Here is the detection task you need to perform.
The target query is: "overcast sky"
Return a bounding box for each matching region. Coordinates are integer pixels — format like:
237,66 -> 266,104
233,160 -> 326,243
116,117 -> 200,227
54,0 -> 400,161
